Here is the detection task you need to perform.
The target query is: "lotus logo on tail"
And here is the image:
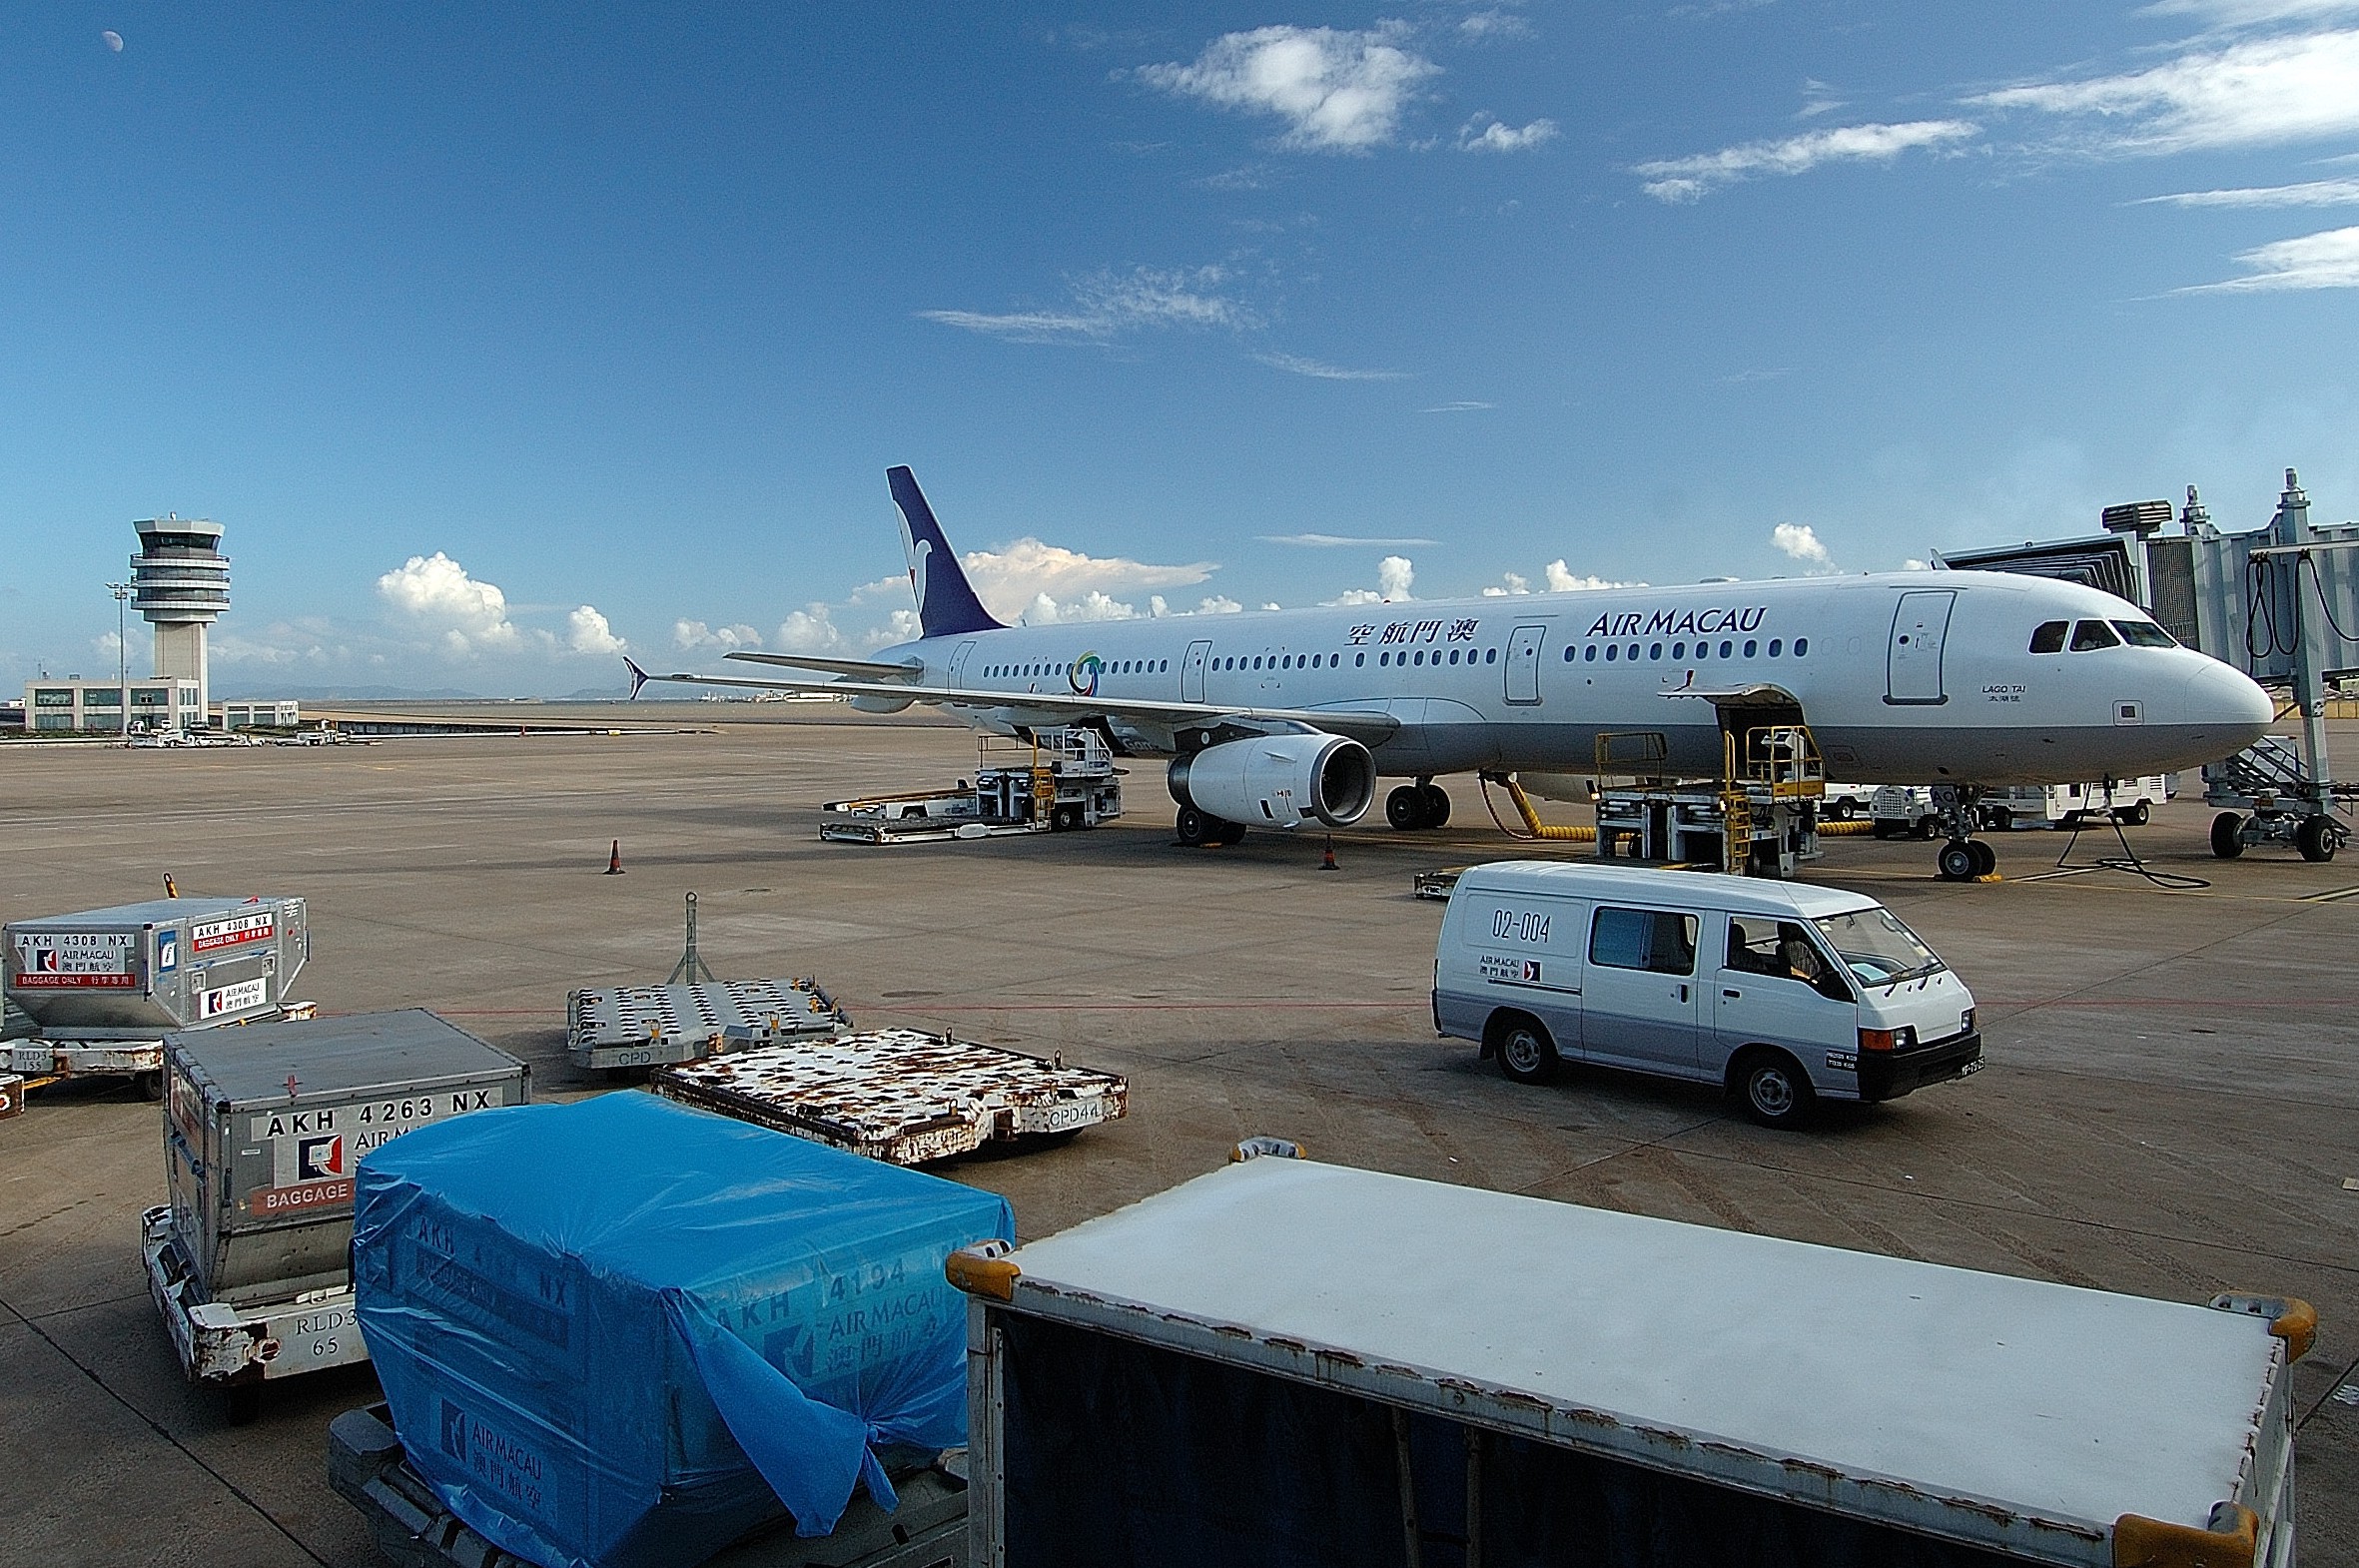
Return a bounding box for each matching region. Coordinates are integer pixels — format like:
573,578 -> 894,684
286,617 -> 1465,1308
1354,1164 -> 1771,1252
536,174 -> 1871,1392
1070,652 -> 1103,696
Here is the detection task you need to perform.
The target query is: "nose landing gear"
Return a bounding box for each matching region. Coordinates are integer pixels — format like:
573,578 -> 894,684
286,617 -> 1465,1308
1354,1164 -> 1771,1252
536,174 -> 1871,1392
1931,785 -> 1996,882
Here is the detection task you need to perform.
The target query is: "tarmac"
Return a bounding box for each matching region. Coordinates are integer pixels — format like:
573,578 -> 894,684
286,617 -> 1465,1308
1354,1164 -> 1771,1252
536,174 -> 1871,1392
3,718 -> 2356,1566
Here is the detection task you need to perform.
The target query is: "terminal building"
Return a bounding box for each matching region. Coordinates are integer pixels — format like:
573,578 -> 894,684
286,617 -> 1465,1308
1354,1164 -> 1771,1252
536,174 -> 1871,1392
17,514 -> 298,734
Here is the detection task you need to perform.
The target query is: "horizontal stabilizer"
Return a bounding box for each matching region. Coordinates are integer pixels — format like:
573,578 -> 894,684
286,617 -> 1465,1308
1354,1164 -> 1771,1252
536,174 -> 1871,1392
724,651 -> 923,680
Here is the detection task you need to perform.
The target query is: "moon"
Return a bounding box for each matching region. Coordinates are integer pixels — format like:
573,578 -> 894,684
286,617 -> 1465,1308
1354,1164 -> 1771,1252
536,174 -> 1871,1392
102,30 -> 123,52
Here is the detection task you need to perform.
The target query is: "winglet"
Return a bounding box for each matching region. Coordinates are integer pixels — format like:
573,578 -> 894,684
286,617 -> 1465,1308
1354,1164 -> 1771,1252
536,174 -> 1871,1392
623,656 -> 652,700
889,465 -> 1006,639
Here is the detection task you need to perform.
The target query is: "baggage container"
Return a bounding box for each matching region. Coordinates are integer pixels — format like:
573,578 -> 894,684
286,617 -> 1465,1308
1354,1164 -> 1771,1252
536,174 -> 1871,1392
353,1093 -> 1013,1568
567,976 -> 849,1071
164,1008 -> 527,1305
653,1028 -> 1128,1165
5,895 -> 308,1037
328,1403 -> 970,1568
951,1147 -> 2306,1568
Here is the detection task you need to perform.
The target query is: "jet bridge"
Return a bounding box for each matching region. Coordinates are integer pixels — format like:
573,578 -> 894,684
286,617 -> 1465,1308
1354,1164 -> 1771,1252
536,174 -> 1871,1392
1943,468 -> 2358,863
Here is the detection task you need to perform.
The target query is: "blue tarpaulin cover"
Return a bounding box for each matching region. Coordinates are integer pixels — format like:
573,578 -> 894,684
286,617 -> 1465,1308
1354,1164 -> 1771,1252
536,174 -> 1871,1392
352,1093 -> 1014,1568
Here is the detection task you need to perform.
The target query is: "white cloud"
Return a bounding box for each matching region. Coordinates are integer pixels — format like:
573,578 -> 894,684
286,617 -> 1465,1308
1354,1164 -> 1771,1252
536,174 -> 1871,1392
1481,571 -> 1531,596
377,552 -> 522,656
1458,115 -> 1559,153
960,537 -> 1215,619
1025,589 -> 1139,624
2137,0 -> 2359,27
1420,399 -> 1495,412
1257,531 -> 1439,546
1195,594 -> 1244,613
920,265 -> 1253,344
1545,561 -> 1636,591
2135,176 -> 2359,206
565,606 -> 626,657
1255,351 -> 1410,381
2177,224 -> 2359,290
673,619 -> 764,652
1636,119 -> 1979,202
1457,9 -> 1533,41
1971,29 -> 2359,155
776,604 -> 848,653
1773,522 -> 1836,571
1329,588 -> 1387,606
1378,555 -> 1415,600
1138,25 -> 1440,152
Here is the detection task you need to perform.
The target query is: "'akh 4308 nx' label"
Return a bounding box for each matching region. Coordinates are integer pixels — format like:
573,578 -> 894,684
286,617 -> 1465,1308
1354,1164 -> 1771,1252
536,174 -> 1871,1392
192,911 -> 276,952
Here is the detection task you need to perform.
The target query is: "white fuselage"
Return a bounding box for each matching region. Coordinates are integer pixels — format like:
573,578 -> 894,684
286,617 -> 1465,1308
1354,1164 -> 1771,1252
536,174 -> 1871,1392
865,571 -> 2271,787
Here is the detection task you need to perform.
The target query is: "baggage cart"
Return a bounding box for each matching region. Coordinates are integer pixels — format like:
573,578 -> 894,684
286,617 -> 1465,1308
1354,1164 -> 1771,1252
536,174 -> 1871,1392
147,1009 -> 527,1418
654,1029 -> 1127,1165
567,976 -> 849,1071
950,1146 -> 2305,1567
328,1404 -> 970,1568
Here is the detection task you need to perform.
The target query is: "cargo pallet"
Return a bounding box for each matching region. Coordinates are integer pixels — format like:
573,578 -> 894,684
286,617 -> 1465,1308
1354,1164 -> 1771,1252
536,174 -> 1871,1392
329,1404 -> 969,1568
653,1029 -> 1127,1165
819,727 -> 1122,845
567,976 -> 849,1071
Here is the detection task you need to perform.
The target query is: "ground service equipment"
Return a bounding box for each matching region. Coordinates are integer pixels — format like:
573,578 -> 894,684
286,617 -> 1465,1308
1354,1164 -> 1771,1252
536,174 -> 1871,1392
352,1093 -> 1012,1568
819,727 -> 1123,844
145,1009 -> 526,1419
5,895 -> 308,1094
653,1029 -> 1129,1165
567,976 -> 850,1071
950,1147 -> 2303,1567
329,1403 -> 971,1568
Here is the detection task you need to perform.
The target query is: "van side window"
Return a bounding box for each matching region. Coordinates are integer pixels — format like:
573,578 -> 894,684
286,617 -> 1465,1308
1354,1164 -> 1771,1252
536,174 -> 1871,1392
2028,621 -> 2066,653
1590,908 -> 1697,976
1725,916 -> 1785,975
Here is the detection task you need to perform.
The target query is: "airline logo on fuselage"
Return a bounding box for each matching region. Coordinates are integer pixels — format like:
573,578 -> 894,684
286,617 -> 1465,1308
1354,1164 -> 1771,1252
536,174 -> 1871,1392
1070,653 -> 1103,696
1585,605 -> 1768,639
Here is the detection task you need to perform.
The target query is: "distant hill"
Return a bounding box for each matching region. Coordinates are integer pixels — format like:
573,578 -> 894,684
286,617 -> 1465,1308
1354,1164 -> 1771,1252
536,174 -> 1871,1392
215,684 -> 488,701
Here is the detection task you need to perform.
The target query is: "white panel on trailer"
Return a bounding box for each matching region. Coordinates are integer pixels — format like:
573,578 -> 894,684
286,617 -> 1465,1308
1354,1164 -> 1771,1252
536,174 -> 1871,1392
973,1156 -> 2298,1564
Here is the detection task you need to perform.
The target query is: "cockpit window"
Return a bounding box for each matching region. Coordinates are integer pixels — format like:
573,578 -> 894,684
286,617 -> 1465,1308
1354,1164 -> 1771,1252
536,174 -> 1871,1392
2070,619 -> 2122,651
2028,620 -> 2067,654
2112,619 -> 2177,648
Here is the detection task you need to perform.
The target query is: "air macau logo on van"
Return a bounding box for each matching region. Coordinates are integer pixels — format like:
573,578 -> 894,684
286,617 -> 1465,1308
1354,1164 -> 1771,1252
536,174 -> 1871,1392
1069,653 -> 1104,696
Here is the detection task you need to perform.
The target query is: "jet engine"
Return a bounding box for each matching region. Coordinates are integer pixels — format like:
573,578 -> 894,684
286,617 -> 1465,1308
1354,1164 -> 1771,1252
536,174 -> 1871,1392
1168,733 -> 1376,829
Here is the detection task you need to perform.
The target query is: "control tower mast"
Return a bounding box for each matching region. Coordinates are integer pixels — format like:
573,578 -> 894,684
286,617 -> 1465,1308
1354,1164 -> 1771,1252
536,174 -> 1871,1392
130,515 -> 229,719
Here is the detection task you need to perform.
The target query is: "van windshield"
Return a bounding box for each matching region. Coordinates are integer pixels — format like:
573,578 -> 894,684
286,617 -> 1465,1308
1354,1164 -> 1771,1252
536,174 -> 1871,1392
1814,907 -> 1944,986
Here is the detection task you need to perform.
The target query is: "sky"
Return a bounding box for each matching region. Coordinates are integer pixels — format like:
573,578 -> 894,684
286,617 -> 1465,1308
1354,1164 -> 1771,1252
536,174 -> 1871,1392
3,2 -> 2357,695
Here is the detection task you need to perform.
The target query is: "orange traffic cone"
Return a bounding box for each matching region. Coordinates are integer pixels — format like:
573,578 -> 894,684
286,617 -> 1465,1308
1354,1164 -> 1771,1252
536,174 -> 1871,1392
1320,836 -> 1338,871
604,840 -> 625,875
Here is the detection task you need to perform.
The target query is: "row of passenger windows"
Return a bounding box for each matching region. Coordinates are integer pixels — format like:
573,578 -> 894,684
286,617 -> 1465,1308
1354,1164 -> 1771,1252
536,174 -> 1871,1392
1567,636 -> 1807,664
986,658 -> 1173,678
2027,618 -> 2177,654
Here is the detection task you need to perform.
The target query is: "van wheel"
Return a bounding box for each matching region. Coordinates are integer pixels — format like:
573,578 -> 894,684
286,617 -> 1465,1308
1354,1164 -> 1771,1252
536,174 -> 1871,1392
2116,802 -> 2150,827
1489,1015 -> 1558,1086
1736,1052 -> 1815,1130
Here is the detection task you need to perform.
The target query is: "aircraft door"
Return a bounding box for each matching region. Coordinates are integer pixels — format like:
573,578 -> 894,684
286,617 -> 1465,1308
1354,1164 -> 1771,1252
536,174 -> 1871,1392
948,640 -> 978,692
1886,591 -> 1956,705
1182,639 -> 1212,702
1505,624 -> 1547,706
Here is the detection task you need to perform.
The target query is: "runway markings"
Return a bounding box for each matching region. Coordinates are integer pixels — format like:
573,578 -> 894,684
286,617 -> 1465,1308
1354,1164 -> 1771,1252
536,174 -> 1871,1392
2302,884 -> 2359,903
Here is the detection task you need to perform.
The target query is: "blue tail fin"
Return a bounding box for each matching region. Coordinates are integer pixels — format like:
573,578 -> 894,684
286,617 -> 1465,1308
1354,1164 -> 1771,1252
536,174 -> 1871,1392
889,466 -> 1005,638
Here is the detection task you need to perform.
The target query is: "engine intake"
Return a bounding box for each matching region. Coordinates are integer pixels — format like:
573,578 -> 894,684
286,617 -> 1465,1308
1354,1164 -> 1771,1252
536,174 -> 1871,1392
1168,734 -> 1376,829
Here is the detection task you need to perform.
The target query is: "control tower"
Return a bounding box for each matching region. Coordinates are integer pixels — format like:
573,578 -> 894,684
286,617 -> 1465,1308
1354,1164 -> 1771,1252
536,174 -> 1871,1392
130,515 -> 229,718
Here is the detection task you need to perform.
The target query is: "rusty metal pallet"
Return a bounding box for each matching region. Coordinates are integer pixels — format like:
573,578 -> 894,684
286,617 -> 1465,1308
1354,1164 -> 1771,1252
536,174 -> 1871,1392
652,1029 -> 1127,1165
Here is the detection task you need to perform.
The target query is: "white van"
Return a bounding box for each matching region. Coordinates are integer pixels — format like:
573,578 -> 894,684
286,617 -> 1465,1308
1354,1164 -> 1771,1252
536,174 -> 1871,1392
1433,862 -> 1980,1129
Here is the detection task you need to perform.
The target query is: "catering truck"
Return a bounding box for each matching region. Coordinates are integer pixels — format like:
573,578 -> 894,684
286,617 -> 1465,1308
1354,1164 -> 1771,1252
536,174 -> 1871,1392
1432,861 -> 1979,1129
949,1145 -> 2305,1567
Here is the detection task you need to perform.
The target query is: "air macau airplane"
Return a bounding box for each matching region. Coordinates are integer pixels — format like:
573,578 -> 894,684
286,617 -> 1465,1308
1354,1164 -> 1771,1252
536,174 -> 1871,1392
630,466 -> 2273,876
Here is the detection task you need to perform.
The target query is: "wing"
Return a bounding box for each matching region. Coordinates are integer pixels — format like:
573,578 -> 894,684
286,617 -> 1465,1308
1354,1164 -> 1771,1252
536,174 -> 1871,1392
627,661 -> 1401,745
724,651 -> 924,679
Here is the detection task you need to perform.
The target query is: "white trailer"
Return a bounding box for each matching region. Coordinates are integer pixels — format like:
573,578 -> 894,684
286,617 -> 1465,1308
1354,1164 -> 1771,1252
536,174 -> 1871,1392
1978,776 -> 2173,831
951,1147 -> 2305,1567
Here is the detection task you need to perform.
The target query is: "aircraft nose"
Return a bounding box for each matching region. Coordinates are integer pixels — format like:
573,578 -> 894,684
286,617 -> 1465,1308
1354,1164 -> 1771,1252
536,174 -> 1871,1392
2186,659 -> 2275,742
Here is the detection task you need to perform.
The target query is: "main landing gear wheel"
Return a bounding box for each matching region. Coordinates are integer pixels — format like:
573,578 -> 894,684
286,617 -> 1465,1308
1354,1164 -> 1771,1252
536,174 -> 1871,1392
1420,783 -> 1451,829
1386,786 -> 1428,831
2210,811 -> 2246,860
1937,841 -> 1980,882
1176,806 -> 1212,846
